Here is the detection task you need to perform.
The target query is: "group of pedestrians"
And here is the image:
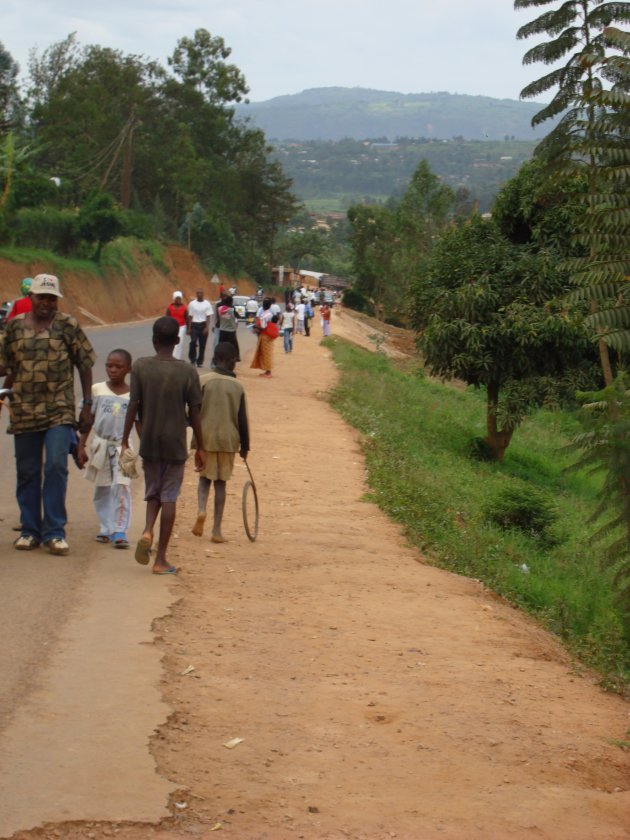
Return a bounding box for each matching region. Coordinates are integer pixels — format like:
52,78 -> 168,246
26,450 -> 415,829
0,275 -> 250,575
0,275 -> 336,572
279,286 -> 333,354
166,288 -> 241,368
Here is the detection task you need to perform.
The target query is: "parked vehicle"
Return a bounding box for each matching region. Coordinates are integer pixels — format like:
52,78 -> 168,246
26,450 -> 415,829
233,295 -> 251,321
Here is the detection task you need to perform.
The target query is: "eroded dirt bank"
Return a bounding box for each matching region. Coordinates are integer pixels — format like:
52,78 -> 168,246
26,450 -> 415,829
11,310 -> 630,840
0,246 -> 256,325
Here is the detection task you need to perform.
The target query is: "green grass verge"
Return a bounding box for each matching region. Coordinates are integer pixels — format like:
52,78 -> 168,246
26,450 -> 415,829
0,238 -> 169,279
325,337 -> 629,691
0,246 -> 98,276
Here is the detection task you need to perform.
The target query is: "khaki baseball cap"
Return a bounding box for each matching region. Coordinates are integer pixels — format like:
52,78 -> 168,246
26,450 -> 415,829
31,273 -> 63,298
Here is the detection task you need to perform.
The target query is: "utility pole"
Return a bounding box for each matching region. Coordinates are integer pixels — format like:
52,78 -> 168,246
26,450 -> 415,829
120,104 -> 137,209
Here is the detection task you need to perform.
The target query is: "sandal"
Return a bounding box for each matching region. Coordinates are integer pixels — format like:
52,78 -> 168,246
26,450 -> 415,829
113,533 -> 129,549
134,536 -> 152,565
95,534 -> 111,543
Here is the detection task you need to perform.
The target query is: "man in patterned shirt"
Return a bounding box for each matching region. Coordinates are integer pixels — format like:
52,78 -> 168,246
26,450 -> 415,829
0,273 -> 95,555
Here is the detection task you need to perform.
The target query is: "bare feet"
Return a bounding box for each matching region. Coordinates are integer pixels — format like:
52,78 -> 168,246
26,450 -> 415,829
211,533 -> 226,543
192,512 -> 206,537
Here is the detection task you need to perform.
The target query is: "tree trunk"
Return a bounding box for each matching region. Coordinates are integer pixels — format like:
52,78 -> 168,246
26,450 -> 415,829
484,381 -> 514,462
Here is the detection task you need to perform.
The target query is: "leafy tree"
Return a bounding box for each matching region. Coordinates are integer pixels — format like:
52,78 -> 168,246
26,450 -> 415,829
275,227 -> 327,268
0,42 -> 20,131
29,42 -> 162,205
516,0 -> 630,385
0,133 -> 39,209
168,29 -> 248,105
17,31 -> 297,278
27,33 -> 81,111
563,25 -> 630,357
75,190 -> 123,259
492,158 -> 588,251
347,203 -> 396,308
416,215 -> 595,460
347,160 -> 455,322
567,377 -> 630,610
515,0 -> 630,130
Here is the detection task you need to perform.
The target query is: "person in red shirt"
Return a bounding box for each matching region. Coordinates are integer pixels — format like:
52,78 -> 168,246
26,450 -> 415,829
7,278 -> 33,321
165,291 -> 188,359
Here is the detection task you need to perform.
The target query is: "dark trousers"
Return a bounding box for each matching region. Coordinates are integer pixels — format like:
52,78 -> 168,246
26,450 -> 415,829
304,316 -> 310,336
188,323 -> 208,366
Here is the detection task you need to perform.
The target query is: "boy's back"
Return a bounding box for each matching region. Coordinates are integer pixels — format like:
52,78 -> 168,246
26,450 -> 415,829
198,370 -> 249,454
131,356 -> 201,462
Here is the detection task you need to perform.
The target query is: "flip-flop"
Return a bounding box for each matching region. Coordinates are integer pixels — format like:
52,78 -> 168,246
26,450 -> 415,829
134,536 -> 152,565
95,534 -> 111,543
153,566 -> 178,575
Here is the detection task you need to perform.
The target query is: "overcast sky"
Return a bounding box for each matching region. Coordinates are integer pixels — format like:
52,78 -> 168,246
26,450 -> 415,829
5,0 -> 540,103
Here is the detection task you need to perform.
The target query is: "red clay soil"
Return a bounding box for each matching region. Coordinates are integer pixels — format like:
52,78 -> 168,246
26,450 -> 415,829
10,309 -> 630,840
0,245 -> 257,326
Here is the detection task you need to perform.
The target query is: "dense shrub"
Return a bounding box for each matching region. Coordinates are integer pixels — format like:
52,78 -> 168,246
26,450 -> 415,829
13,207 -> 78,254
343,287 -> 374,314
483,484 -> 558,537
119,209 -> 155,240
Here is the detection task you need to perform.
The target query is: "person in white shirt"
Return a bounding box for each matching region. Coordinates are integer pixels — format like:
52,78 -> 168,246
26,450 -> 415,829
187,289 -> 214,367
270,299 -> 282,320
295,301 -> 306,334
281,303 -> 296,353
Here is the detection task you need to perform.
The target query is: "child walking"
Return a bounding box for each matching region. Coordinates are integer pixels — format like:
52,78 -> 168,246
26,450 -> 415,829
192,342 -> 250,543
121,317 -> 205,575
321,303 -> 332,337
78,349 -> 136,548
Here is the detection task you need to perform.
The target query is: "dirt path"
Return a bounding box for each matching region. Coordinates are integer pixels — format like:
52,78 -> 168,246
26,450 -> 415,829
11,311 -> 630,840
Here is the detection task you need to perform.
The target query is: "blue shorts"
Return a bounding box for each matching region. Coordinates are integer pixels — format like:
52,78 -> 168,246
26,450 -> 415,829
143,460 -> 185,503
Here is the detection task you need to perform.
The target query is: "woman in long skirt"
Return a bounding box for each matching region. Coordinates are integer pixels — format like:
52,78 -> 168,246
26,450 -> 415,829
250,298 -> 274,378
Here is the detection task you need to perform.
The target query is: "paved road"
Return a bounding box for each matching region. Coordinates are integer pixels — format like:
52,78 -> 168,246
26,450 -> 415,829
0,318 -> 255,732
0,317 -> 256,837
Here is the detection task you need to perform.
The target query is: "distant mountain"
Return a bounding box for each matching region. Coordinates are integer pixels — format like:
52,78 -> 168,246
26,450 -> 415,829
235,87 -> 549,142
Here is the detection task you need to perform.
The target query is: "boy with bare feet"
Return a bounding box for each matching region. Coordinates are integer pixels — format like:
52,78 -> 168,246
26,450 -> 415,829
192,342 -> 249,543
121,317 -> 204,574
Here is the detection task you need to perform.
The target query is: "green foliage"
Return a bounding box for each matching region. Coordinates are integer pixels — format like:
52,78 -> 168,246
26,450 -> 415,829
0,244 -> 101,276
342,287 -> 375,315
483,484 -> 558,537
325,337 -> 629,683
517,3 -> 630,614
13,206 -> 77,253
567,377 -> 630,588
516,0 -> 630,126
168,29 -> 248,104
274,137 -> 536,214
492,158 -> 588,252
0,42 -> 21,131
414,213 -> 598,458
347,160 -> 454,323
19,30 -> 296,277
516,0 -> 630,361
74,190 -> 123,260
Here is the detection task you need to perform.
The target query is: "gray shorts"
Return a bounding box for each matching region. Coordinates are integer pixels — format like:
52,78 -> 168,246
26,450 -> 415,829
143,460 -> 186,503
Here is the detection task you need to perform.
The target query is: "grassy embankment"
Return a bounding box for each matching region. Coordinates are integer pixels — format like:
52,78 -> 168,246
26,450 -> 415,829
325,337 -> 629,692
0,237 -> 167,278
